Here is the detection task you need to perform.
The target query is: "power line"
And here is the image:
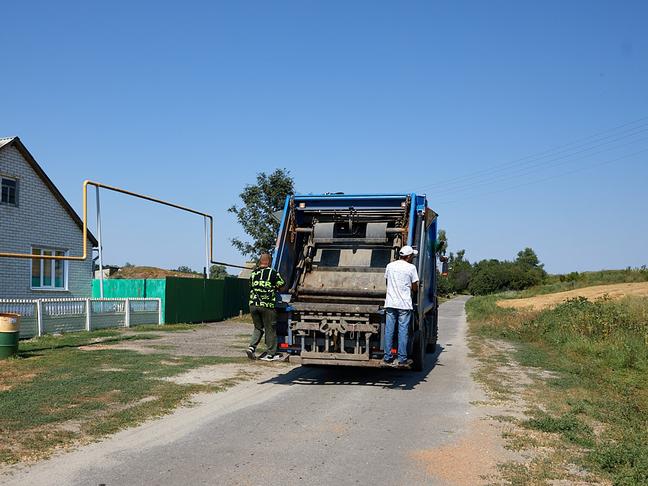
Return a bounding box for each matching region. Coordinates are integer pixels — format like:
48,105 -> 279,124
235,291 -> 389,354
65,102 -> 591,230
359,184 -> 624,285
427,129 -> 648,198
420,122 -> 648,194
433,147 -> 648,206
415,115 -> 648,192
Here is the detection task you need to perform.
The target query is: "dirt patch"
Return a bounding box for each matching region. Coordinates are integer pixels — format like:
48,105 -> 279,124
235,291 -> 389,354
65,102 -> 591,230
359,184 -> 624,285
411,419 -> 511,485
162,363 -> 264,385
0,370 -> 38,392
78,344 -> 113,351
497,282 -> 648,310
112,319 -> 254,357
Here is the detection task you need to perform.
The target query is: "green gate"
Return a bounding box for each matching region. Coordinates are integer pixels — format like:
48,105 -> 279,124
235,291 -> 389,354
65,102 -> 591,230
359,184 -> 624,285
92,278 -> 249,324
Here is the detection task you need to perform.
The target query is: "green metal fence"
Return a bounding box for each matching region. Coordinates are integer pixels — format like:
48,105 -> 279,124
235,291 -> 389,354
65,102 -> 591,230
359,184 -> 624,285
92,277 -> 249,324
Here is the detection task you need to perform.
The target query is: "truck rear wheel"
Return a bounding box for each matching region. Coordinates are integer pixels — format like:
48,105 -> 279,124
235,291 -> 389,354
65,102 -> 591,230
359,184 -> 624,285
412,328 -> 425,371
425,308 -> 439,353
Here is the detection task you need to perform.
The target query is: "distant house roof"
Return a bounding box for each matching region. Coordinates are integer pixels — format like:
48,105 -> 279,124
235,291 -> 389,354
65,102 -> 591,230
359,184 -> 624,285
237,261 -> 256,279
0,136 -> 98,246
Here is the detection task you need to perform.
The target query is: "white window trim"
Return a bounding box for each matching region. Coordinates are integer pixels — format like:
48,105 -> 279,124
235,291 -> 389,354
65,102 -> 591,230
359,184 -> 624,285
30,247 -> 69,291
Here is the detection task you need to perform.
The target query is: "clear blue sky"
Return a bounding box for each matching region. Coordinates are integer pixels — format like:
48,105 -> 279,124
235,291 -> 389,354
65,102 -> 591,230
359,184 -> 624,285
2,0 -> 647,273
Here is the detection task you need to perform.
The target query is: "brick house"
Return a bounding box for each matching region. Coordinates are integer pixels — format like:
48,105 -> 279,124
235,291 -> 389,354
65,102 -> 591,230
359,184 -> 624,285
0,137 -> 97,299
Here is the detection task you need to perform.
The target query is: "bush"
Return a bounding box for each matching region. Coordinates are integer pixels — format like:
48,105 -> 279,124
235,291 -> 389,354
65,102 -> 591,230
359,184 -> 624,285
436,271 -> 453,296
524,296 -> 648,347
468,259 -> 545,295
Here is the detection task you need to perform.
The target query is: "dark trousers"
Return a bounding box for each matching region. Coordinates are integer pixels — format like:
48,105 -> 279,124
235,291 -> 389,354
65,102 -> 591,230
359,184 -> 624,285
249,305 -> 278,356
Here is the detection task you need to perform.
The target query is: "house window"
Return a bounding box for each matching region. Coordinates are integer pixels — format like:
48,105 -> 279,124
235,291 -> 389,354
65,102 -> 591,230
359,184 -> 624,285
1,177 -> 18,206
31,248 -> 67,290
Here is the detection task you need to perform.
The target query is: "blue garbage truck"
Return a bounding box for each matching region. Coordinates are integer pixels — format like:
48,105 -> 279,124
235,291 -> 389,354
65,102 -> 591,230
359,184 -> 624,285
273,193 -> 444,371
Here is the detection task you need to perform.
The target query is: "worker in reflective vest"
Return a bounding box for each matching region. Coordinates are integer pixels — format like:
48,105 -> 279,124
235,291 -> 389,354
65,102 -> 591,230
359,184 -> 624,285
246,253 -> 286,362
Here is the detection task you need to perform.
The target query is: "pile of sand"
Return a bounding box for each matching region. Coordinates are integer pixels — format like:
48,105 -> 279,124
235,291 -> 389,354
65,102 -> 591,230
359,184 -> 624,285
111,266 -> 203,279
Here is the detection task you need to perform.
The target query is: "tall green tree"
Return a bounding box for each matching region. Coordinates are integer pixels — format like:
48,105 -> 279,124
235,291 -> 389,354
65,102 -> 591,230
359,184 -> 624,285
516,247 -> 541,268
516,247 -> 547,283
436,229 -> 448,256
228,168 -> 295,257
209,264 -> 230,279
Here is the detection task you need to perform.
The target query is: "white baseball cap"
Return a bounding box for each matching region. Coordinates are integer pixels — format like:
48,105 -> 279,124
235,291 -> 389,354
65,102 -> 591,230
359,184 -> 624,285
399,245 -> 418,256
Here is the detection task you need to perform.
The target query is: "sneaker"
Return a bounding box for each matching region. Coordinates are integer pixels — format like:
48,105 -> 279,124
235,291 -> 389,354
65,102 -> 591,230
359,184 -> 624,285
245,346 -> 256,360
260,354 -> 283,362
380,360 -> 397,368
397,359 -> 414,368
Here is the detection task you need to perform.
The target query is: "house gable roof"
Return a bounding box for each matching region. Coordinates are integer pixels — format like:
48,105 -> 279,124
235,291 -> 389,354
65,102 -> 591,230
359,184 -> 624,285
0,136 -> 98,247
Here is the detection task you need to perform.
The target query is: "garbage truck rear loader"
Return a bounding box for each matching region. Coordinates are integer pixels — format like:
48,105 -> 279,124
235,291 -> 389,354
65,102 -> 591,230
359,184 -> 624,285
273,193 -> 442,371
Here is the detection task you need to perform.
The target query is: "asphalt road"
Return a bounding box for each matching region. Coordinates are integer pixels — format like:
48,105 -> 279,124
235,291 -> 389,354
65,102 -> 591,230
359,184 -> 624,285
2,296 -> 486,486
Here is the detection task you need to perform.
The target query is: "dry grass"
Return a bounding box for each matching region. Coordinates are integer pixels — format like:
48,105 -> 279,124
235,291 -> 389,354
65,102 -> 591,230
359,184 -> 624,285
497,282 -> 648,310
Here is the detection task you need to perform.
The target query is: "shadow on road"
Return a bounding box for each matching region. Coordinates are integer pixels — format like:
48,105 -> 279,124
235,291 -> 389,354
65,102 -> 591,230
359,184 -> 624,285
262,345 -> 444,390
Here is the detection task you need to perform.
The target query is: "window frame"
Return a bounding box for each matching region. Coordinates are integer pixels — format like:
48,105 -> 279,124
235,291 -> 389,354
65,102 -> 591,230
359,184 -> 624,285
30,247 -> 69,291
1,176 -> 19,207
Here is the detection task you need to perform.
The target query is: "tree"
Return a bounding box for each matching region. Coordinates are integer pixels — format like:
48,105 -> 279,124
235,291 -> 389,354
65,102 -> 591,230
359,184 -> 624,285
516,247 -> 541,268
468,248 -> 547,295
468,259 -> 510,295
209,264 -> 230,279
515,247 -> 547,284
228,169 -> 295,257
436,269 -> 452,296
436,229 -> 448,256
175,265 -> 197,274
448,249 -> 472,293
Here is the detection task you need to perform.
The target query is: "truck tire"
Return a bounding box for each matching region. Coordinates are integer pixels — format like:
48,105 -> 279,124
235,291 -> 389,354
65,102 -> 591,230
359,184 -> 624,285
425,308 -> 439,353
412,328 -> 425,371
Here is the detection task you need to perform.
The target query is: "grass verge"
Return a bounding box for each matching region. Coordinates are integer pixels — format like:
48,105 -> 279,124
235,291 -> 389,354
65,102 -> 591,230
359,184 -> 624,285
0,327 -> 245,464
467,294 -> 648,485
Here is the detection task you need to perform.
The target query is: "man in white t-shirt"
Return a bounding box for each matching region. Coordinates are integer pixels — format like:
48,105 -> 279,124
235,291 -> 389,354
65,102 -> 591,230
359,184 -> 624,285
382,245 -> 419,367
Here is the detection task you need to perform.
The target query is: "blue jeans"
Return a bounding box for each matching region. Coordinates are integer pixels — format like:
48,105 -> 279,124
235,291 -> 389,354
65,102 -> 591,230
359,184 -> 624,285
383,308 -> 411,363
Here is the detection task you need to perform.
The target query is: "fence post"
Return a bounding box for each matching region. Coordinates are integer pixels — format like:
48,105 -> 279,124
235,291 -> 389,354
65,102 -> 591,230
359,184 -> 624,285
36,300 -> 43,337
85,298 -> 92,331
158,298 -> 162,325
124,299 -> 130,328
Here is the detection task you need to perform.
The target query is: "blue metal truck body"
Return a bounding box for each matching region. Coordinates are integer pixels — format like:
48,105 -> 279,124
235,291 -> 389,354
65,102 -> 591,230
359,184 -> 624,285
272,193 -> 440,370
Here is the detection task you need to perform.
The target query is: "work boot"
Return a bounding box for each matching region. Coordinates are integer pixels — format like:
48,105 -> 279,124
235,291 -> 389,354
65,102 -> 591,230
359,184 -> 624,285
397,359 -> 414,368
380,360 -> 397,368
